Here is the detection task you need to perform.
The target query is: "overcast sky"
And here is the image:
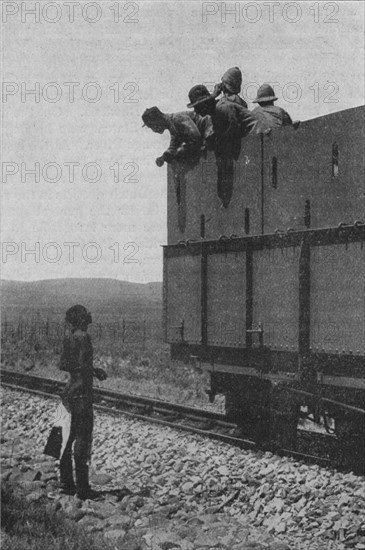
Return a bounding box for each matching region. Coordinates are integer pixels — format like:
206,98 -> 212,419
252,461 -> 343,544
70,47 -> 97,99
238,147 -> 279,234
1,0 -> 364,282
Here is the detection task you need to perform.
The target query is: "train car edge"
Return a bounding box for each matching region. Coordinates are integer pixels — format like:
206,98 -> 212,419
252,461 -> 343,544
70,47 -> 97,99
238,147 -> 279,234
162,106 -> 365,458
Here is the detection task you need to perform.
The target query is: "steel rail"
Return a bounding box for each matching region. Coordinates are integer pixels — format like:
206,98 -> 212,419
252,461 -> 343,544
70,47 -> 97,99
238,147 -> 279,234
1,369 -> 257,450
0,369 -> 227,421
0,368 -> 346,471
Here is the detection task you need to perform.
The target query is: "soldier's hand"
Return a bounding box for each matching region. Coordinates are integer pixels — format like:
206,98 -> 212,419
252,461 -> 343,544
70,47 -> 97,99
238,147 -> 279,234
155,156 -> 164,167
213,82 -> 223,97
163,151 -> 175,163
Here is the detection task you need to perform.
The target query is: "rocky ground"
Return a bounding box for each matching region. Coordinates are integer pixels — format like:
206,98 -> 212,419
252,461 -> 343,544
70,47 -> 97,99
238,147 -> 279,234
1,387 -> 365,550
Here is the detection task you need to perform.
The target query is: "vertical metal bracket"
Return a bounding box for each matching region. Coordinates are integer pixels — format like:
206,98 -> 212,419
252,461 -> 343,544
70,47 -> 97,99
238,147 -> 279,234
246,322 -> 264,348
171,320 -> 185,342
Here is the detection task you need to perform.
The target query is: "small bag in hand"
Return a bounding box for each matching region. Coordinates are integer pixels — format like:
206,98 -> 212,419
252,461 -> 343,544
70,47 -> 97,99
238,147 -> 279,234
44,426 -> 62,459
43,402 -> 71,459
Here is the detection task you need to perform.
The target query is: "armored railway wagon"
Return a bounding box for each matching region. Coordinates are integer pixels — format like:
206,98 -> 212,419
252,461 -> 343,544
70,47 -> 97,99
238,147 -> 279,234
162,105 -> 365,469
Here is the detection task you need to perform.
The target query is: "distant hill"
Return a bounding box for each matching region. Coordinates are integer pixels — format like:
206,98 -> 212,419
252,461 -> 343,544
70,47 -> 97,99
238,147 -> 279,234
1,278 -> 162,323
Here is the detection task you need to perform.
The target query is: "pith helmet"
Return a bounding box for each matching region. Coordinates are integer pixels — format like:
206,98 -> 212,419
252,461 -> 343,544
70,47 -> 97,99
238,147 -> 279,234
142,106 -> 165,127
221,67 -> 242,94
252,84 -> 278,103
187,84 -> 215,108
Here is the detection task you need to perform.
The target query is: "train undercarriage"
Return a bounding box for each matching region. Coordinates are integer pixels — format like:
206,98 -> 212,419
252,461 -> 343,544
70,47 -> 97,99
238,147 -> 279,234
165,223 -> 365,473
170,341 -> 365,473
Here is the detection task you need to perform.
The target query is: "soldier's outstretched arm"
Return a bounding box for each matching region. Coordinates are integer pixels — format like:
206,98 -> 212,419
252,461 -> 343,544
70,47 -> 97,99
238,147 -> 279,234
163,134 -> 182,162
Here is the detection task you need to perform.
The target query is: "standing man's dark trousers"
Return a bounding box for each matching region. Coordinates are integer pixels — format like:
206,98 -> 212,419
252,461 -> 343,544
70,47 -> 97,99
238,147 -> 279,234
60,400 -> 93,498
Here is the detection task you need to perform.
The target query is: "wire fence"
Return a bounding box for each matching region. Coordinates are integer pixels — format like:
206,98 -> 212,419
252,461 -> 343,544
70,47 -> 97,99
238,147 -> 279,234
1,315 -> 153,350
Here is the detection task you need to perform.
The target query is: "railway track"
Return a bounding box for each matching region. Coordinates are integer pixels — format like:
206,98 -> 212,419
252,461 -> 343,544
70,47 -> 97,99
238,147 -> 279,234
0,369 -> 342,471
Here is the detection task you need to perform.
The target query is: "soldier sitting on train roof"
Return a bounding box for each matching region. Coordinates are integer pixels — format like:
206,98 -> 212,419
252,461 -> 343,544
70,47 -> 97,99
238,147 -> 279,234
213,66 -> 248,108
142,106 -> 213,167
252,84 -> 300,133
187,84 -> 257,159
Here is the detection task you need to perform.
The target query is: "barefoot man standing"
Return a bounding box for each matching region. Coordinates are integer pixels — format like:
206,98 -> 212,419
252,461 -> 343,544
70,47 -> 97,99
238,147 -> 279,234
59,305 -> 107,500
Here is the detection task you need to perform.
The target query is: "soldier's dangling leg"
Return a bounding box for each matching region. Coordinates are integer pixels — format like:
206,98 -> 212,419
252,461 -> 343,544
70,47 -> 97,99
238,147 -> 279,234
217,156 -> 234,208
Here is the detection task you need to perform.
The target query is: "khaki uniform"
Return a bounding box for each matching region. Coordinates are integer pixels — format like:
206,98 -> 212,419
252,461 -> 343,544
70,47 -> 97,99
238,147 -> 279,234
252,105 -> 293,132
213,97 -> 257,159
218,94 -> 247,109
164,111 -> 213,161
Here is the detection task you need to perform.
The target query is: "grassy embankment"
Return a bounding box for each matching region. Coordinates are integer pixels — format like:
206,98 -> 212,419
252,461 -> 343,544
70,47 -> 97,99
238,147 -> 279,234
1,329 -> 224,414
1,482 -> 139,550
1,280 -> 224,411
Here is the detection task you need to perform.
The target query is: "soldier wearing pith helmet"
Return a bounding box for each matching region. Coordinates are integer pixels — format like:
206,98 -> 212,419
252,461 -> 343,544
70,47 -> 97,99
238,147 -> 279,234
213,66 -> 248,108
252,83 -> 300,132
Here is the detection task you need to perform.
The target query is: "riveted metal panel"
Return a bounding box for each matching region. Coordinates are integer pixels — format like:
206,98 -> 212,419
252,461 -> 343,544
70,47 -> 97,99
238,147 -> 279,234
167,107 -> 365,244
252,247 -> 300,350
263,106 -> 365,234
263,125 -> 313,233
165,254 -> 201,344
167,135 -> 263,244
310,242 -> 365,355
167,162 -> 202,245
207,251 -> 246,347
201,137 -> 262,239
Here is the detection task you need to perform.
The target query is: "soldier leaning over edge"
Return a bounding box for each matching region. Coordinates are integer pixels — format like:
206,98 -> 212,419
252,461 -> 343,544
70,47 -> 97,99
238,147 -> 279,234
142,106 -> 213,167
59,304 -> 107,500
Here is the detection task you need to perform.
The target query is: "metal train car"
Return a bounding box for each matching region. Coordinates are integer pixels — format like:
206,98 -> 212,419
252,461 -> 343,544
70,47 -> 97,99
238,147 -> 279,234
162,105 -> 365,470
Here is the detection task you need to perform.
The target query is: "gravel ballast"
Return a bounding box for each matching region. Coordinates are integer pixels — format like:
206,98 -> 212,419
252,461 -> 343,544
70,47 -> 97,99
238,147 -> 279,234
1,387 -> 364,550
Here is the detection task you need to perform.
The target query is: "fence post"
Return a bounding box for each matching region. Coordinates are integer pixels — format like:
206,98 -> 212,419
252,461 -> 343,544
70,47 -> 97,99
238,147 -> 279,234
2,315 -> 7,338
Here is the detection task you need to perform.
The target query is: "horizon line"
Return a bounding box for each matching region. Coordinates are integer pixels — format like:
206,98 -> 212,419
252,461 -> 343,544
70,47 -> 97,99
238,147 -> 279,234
1,277 -> 163,284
